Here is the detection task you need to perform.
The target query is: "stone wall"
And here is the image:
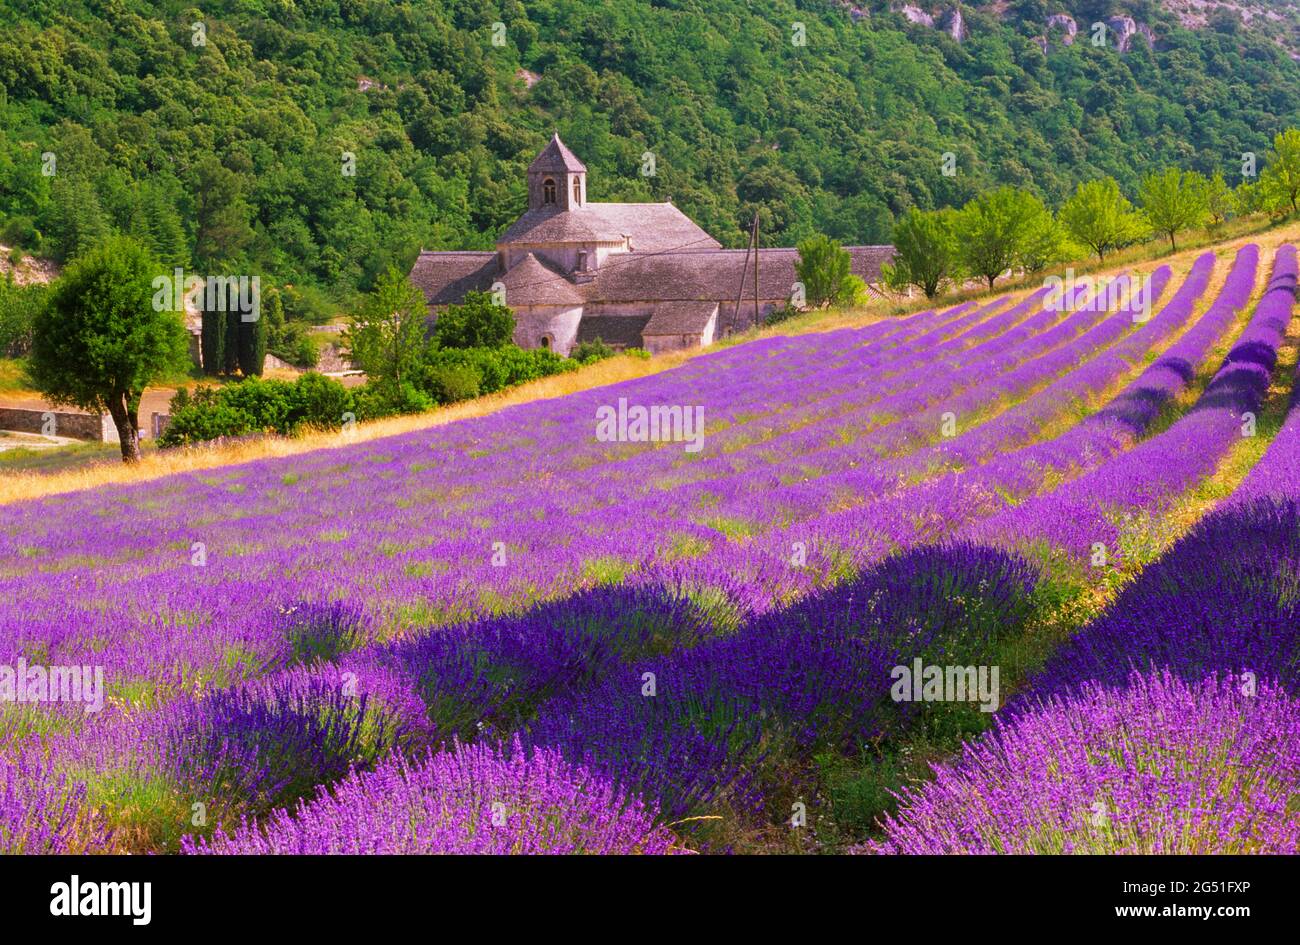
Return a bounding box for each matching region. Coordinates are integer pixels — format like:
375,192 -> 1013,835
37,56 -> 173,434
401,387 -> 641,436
642,333 -> 703,356
0,407 -> 115,442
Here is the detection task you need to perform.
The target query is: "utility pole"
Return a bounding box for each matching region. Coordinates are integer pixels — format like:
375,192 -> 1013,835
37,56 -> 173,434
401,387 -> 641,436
731,214 -> 758,335
752,213 -> 760,329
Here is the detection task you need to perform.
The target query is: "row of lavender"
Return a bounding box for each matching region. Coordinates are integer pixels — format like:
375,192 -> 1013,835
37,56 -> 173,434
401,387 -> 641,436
738,245 -> 1258,578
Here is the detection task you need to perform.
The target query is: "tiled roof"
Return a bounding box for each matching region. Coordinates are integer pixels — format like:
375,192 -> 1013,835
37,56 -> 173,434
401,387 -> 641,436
498,253 -> 585,306
642,301 -> 719,336
498,203 -> 721,253
529,134 -> 587,174
590,246 -> 893,302
497,207 -> 613,246
575,314 -> 651,348
408,251 -> 496,306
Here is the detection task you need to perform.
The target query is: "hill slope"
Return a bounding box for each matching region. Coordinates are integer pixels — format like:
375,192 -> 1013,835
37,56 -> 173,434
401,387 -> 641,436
2,0 -> 1300,303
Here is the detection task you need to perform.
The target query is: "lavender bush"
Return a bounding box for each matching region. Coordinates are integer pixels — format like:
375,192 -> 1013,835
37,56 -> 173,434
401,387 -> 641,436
183,738 -> 678,855
869,671 -> 1300,855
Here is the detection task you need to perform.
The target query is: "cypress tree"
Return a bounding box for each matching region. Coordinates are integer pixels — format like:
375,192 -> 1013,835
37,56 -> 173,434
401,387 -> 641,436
199,305 -> 225,376
222,306 -> 241,375
237,305 -> 267,376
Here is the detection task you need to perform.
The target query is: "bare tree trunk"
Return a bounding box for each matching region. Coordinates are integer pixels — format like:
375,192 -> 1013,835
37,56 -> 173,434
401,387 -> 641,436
106,394 -> 141,464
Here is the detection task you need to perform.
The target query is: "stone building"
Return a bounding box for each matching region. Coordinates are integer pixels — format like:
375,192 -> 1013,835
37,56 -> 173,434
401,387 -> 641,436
410,134 -> 893,355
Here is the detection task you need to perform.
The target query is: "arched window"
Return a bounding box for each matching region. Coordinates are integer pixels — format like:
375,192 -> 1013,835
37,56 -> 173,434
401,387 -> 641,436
572,176 -> 582,205
577,251 -> 588,272
540,335 -> 551,350
543,178 -> 556,204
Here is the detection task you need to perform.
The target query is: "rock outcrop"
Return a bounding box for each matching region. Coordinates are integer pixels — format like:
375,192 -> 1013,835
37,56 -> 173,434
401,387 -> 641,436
941,7 -> 969,42
1103,15 -> 1155,52
1046,13 -> 1078,45
896,4 -> 936,28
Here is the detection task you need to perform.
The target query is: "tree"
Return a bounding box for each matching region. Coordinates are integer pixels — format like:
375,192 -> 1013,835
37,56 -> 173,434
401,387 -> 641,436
883,208 -> 959,299
200,305 -> 226,377
1016,204 -> 1068,275
25,235 -> 189,462
1258,129 -> 1300,216
954,187 -> 1052,289
193,157 -> 254,270
236,304 -> 268,377
1204,171 -> 1237,231
0,274 -> 47,356
43,177 -> 109,263
794,234 -> 864,308
1059,178 -> 1147,262
1138,168 -> 1209,251
430,289 -> 515,350
131,179 -> 189,268
345,267 -> 431,386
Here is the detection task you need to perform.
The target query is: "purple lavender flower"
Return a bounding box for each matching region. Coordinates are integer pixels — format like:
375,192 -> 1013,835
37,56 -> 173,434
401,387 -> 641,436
1014,497 -> 1300,705
182,738 -> 679,855
868,671 -> 1300,855
0,745 -> 105,853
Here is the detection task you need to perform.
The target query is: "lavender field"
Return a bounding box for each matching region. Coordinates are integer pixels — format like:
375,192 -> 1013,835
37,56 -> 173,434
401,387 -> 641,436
3,242 -> 1299,855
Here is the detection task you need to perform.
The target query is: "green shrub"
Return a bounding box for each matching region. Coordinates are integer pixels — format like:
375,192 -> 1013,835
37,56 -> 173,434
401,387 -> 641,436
570,337 -> 616,365
160,387 -> 258,447
764,302 -> 801,326
352,380 -> 433,421
425,362 -> 481,404
0,217 -> 40,251
431,291 -> 514,349
159,373 -> 356,446
418,345 -> 573,401
291,372 -> 355,431
220,377 -> 297,432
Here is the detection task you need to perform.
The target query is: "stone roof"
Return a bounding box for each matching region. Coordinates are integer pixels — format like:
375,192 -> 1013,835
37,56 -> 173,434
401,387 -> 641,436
499,253 -> 585,306
643,301 -> 719,336
498,202 -> 721,253
529,134 -> 587,174
408,251 -> 496,306
576,314 -> 651,348
589,246 -> 893,302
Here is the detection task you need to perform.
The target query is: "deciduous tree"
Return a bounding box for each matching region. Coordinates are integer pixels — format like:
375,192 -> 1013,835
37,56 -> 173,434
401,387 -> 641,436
25,235 -> 189,462
1059,178 -> 1147,262
345,267 -> 432,387
1139,167 -> 1209,251
883,208 -> 959,299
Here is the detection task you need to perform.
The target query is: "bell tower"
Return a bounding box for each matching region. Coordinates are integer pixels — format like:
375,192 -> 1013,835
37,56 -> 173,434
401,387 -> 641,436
527,133 -> 587,211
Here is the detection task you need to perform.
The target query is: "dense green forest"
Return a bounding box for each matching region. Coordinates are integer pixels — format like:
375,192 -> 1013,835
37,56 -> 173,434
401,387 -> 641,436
1,0 -> 1298,309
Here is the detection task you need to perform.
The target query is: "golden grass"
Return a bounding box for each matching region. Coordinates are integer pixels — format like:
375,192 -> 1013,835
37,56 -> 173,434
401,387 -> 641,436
6,218 -> 1300,507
